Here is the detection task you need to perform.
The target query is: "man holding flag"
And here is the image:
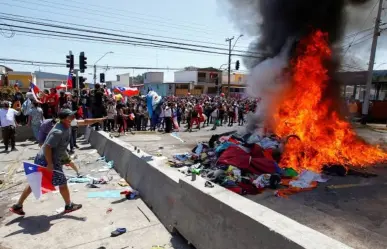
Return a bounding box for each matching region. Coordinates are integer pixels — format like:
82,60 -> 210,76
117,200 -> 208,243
10,109 -> 82,215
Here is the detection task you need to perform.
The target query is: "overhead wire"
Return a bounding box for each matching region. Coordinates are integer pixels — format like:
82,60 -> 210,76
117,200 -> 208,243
63,0 -> 217,30
0,0 -> 249,47
0,12 -> 236,49
32,0 -> 224,35
0,23 -> 261,59
0,15 -> 264,57
342,0 -> 379,57
0,58 -> 184,70
6,31 -> 230,60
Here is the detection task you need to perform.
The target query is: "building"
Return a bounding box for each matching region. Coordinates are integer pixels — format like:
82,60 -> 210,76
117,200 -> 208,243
7,71 -> 32,92
173,67 -> 222,96
338,70 -> 387,101
32,71 -> 68,91
140,72 -> 174,97
221,72 -> 247,97
0,65 -> 13,75
106,73 -> 131,88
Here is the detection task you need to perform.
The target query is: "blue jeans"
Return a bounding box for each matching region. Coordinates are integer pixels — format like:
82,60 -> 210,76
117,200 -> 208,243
31,123 -> 40,141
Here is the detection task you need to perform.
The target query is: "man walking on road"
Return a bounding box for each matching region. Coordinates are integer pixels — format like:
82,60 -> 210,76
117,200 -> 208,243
10,109 -> 82,215
0,101 -> 21,152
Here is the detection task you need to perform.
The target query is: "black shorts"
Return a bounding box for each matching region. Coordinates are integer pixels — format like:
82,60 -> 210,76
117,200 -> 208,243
34,157 -> 67,186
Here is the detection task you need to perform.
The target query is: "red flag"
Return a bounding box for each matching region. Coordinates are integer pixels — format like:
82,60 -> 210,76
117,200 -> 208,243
67,72 -> 73,89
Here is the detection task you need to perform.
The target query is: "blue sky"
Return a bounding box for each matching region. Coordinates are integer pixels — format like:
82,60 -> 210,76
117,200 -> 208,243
0,0 -> 253,82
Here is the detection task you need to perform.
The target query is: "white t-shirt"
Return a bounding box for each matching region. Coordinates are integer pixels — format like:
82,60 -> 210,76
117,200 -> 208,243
71,119 -> 77,127
164,107 -> 172,117
0,108 -> 20,127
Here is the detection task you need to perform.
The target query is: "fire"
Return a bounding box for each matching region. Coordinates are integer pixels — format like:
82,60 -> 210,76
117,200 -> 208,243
272,30 -> 387,172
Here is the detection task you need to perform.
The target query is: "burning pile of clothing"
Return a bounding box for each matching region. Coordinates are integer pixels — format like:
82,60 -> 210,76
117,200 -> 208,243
169,132 -> 334,197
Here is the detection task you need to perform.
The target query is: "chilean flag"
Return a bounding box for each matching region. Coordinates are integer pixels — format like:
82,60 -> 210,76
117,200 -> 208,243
29,82 -> 40,94
29,82 -> 41,103
67,72 -> 73,89
24,162 -> 56,199
113,86 -> 139,97
104,88 -> 111,96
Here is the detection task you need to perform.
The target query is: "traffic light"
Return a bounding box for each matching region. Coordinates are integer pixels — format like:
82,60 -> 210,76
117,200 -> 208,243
235,60 -> 240,70
79,76 -> 86,89
66,54 -> 74,70
79,52 -> 87,73
100,73 -> 105,83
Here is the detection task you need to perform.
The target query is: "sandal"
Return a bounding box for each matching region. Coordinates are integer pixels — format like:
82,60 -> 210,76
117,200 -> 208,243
111,228 -> 126,237
205,181 -> 214,188
9,204 -> 25,216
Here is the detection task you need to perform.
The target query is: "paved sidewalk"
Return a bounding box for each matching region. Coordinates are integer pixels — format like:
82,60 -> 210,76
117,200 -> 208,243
0,139 -> 191,249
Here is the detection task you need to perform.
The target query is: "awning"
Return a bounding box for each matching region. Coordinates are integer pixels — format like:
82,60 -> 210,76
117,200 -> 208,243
222,85 -> 246,89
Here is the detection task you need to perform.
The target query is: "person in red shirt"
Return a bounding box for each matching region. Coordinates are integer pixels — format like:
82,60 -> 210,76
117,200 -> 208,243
191,101 -> 204,129
46,88 -> 59,118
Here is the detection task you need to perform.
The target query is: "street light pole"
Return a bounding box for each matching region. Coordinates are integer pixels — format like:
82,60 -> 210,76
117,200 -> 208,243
225,35 -> 243,97
93,51 -> 113,84
226,37 -> 234,97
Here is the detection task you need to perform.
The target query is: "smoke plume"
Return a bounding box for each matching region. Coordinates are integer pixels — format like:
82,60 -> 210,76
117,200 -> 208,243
224,0 -> 372,132
226,0 -> 372,68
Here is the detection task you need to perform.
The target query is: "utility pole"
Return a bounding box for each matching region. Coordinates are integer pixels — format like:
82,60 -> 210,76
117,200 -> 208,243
74,69 -> 80,94
361,0 -> 384,124
93,65 -> 97,84
226,37 -> 234,97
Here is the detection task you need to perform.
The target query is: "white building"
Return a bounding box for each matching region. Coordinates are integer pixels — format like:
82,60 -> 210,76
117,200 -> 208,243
107,73 -> 131,88
32,71 -> 68,90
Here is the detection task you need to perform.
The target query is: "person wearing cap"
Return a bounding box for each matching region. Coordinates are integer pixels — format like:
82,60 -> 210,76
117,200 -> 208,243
10,108 -> 84,215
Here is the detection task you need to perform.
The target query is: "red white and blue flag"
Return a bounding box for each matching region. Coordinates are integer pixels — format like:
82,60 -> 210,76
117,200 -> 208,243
113,86 -> 139,97
29,81 -> 41,103
29,82 -> 40,94
67,72 -> 73,89
24,162 -> 56,199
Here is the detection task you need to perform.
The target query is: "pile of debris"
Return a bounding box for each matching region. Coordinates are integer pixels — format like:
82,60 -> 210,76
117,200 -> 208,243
169,132 -> 336,197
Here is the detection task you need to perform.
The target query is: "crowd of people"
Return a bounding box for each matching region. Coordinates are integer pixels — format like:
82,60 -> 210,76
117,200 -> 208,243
0,83 -> 260,216
1,84 -> 260,139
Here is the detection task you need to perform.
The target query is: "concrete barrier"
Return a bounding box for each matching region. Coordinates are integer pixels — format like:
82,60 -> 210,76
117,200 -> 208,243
0,126 -> 85,142
87,128 -> 353,249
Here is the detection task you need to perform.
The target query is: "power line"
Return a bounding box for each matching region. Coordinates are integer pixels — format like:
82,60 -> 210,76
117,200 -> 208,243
343,0 -> 379,57
0,16 -> 264,58
6,32 -> 230,60
64,0 -> 217,31
0,1 -> 249,47
0,58 -> 184,70
0,23 -> 258,59
32,0 -> 223,36
0,12 -> 237,49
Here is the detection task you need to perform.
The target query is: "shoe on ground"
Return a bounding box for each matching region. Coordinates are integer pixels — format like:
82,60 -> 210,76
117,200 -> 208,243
9,204 -> 25,216
64,203 -> 82,213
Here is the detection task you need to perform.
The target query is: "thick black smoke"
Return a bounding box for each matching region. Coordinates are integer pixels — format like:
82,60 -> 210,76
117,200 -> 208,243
223,0 -> 372,133
225,0 -> 372,69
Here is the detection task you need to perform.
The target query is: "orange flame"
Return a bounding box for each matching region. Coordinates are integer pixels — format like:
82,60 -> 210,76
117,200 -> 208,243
271,30 -> 387,172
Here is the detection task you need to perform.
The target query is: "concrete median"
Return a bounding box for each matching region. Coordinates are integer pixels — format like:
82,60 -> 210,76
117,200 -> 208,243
87,127 -> 353,249
0,126 -> 85,142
